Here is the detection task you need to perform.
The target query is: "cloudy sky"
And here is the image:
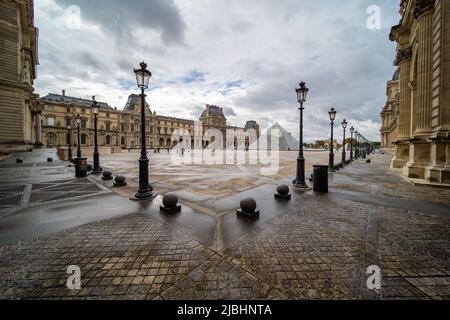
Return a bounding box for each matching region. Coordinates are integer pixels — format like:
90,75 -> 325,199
34,0 -> 400,142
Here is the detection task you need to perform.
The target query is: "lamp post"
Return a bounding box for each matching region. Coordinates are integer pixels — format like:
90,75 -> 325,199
91,98 -> 102,174
132,61 -> 155,200
76,115 -> 82,158
350,126 -> 354,162
355,131 -> 359,159
341,119 -> 348,165
293,81 -> 310,189
361,135 -> 367,159
114,127 -> 119,147
67,124 -> 73,162
328,108 -> 337,172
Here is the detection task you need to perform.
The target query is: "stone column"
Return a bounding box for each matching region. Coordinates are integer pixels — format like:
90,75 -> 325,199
396,48 -> 412,140
390,47 -> 412,169
36,112 -> 42,145
414,5 -> 434,135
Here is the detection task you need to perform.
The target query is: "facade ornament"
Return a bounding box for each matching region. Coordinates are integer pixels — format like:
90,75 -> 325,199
413,0 -> 435,19
395,47 -> 412,65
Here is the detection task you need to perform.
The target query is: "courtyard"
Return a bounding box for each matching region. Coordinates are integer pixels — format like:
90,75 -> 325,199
0,149 -> 449,299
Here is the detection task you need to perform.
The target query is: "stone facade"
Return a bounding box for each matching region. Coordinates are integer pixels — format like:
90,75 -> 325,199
380,70 -> 400,150
38,91 -> 259,151
388,0 -> 450,185
0,0 -> 39,152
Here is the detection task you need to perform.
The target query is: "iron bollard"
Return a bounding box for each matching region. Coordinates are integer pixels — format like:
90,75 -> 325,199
313,165 -> 329,193
75,158 -> 88,178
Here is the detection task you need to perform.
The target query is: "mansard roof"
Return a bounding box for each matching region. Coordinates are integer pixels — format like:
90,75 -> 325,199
392,68 -> 399,81
200,105 -> 226,119
40,93 -> 114,110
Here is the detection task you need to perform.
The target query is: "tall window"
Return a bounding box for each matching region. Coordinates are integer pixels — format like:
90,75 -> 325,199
81,134 -> 87,145
131,124 -> 135,132
66,118 -> 71,126
106,135 -> 111,145
106,122 -> 111,131
81,119 -> 87,129
121,124 -> 125,132
47,133 -> 56,145
47,117 -> 55,127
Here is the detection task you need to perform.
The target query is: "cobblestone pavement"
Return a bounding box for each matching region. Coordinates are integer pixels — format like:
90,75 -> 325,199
0,153 -> 449,300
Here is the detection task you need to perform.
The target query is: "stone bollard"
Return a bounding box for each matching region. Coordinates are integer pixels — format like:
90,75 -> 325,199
47,157 -> 53,162
102,171 -> 113,181
16,158 -> 23,164
237,198 -> 260,221
160,193 -> 181,214
113,175 -> 127,187
274,184 -> 291,200
309,173 -> 314,182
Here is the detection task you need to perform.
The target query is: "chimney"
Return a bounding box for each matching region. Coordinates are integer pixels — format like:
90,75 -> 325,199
220,107 -> 223,112
92,95 -> 96,102
61,90 -> 66,101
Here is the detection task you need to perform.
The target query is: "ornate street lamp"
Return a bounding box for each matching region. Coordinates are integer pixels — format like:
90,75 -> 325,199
328,107 -> 337,172
114,127 -> 119,147
355,131 -> 359,159
67,124 -> 73,162
76,114 -> 82,159
91,98 -> 102,174
293,81 -> 310,189
341,119 -> 348,165
132,61 -> 155,200
361,135 -> 367,159
350,126 -> 355,162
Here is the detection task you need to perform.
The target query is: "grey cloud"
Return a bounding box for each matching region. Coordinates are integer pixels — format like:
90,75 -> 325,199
223,107 -> 237,117
55,0 -> 186,45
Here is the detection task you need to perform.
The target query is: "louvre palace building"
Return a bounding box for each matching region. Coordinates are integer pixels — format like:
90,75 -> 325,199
382,0 -> 450,185
36,91 -> 260,152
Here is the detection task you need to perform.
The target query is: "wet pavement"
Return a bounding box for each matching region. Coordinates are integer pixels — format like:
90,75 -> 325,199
0,150 -> 449,300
